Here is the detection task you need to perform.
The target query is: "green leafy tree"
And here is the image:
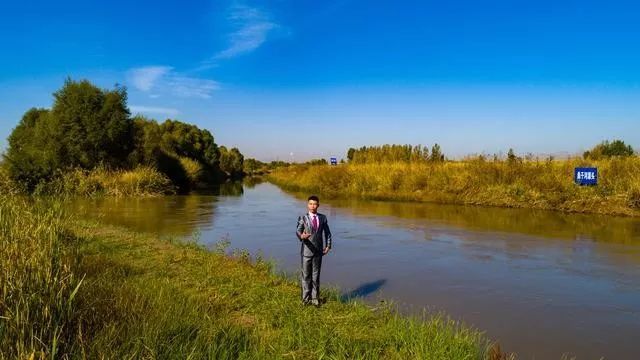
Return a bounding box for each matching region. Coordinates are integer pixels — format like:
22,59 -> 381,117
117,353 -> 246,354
219,146 -> 244,178
3,79 -> 247,192
243,158 -> 264,175
430,143 -> 444,162
584,140 -> 635,159
306,158 -> 328,165
506,148 -> 524,166
4,80 -> 133,190
159,120 -> 220,168
348,144 -> 431,164
129,118 -> 228,189
4,108 -> 59,190
347,147 -> 356,162
128,116 -> 163,166
50,79 -> 132,168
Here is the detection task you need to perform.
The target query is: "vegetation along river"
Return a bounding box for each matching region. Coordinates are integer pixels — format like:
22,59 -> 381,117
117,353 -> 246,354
66,180 -> 640,359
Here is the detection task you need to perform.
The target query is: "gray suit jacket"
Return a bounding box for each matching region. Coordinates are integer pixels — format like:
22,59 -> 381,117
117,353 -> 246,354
296,213 -> 332,257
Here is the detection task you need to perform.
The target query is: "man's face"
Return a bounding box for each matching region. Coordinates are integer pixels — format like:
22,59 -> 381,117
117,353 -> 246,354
307,200 -> 319,213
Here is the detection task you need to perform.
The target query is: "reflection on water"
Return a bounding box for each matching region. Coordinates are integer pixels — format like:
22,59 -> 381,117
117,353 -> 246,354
66,180 -> 252,236
65,181 -> 640,359
242,176 -> 266,188
67,195 -> 217,236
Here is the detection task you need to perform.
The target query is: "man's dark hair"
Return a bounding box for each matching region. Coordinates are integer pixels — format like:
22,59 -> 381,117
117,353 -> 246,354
308,195 -> 320,203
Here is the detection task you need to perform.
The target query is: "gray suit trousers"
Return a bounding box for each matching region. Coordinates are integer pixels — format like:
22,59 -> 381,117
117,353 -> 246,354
301,255 -> 322,301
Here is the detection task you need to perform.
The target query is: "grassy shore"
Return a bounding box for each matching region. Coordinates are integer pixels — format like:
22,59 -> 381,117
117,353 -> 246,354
1,194 -> 505,359
268,157 -> 640,217
33,166 -> 177,197
0,165 -> 176,197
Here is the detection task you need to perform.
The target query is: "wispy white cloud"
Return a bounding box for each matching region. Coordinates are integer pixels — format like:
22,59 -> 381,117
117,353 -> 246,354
166,75 -> 219,98
127,66 -> 220,99
130,105 -> 180,116
127,5 -> 277,94
129,66 -> 172,91
215,4 -> 277,59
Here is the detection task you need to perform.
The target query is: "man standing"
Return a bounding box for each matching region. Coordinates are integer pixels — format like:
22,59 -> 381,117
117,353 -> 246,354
296,195 -> 332,307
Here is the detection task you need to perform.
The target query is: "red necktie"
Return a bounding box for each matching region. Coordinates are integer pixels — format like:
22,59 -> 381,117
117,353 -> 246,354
312,215 -> 318,231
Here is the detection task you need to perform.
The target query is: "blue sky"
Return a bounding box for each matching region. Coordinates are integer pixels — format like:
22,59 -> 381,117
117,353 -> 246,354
1,0 -> 639,161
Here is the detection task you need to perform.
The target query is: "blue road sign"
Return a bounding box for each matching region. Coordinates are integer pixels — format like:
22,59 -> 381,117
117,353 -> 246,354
330,157 -> 338,165
575,167 -> 598,186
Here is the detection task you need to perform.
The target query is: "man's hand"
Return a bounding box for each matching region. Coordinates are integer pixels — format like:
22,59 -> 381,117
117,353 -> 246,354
300,232 -> 311,240
323,247 -> 330,255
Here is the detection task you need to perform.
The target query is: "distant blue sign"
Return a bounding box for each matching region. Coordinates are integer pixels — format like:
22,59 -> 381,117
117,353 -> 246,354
575,167 -> 598,186
330,157 -> 338,165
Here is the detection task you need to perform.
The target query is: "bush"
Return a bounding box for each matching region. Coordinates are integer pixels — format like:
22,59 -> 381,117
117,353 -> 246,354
584,139 -> 635,159
0,164 -> 22,195
178,156 -> 204,188
35,166 -> 175,196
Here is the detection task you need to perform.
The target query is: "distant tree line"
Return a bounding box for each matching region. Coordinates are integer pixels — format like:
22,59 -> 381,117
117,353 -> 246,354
243,159 -> 291,175
3,79 -> 244,192
584,140 -> 635,160
346,144 -> 445,164
305,158 -> 328,166
341,140 -> 635,166
502,139 -> 636,164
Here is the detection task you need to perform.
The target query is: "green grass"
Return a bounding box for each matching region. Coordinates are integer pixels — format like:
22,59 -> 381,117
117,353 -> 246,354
268,157 -> 640,217
1,194 -> 506,359
0,195 -> 82,359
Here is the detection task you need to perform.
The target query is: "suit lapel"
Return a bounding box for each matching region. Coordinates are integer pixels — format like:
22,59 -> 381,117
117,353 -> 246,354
303,214 -> 312,234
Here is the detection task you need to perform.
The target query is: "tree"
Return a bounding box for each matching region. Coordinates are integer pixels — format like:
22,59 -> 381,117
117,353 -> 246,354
584,140 -> 635,159
506,148 -> 524,165
159,120 -> 219,168
219,146 -> 244,178
129,117 -> 228,188
346,147 -> 356,162
243,158 -> 264,175
4,108 -> 59,190
346,144 -> 431,164
50,79 -> 132,169
3,78 -> 245,192
430,143 -> 444,162
128,116 -> 162,166
4,80 -> 133,190
306,158 -> 328,165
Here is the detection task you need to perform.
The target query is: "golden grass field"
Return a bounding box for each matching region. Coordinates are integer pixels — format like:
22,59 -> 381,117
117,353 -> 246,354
269,157 -> 640,217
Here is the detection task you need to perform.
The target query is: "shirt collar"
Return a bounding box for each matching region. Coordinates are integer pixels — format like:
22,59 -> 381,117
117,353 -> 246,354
308,212 -> 318,218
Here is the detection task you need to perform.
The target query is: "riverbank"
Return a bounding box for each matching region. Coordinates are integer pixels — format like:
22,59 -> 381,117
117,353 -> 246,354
36,166 -> 177,196
1,195 -> 504,359
0,164 -> 176,196
268,157 -> 640,217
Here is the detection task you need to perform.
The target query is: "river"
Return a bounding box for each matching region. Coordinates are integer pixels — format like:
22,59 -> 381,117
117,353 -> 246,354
66,179 -> 640,359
